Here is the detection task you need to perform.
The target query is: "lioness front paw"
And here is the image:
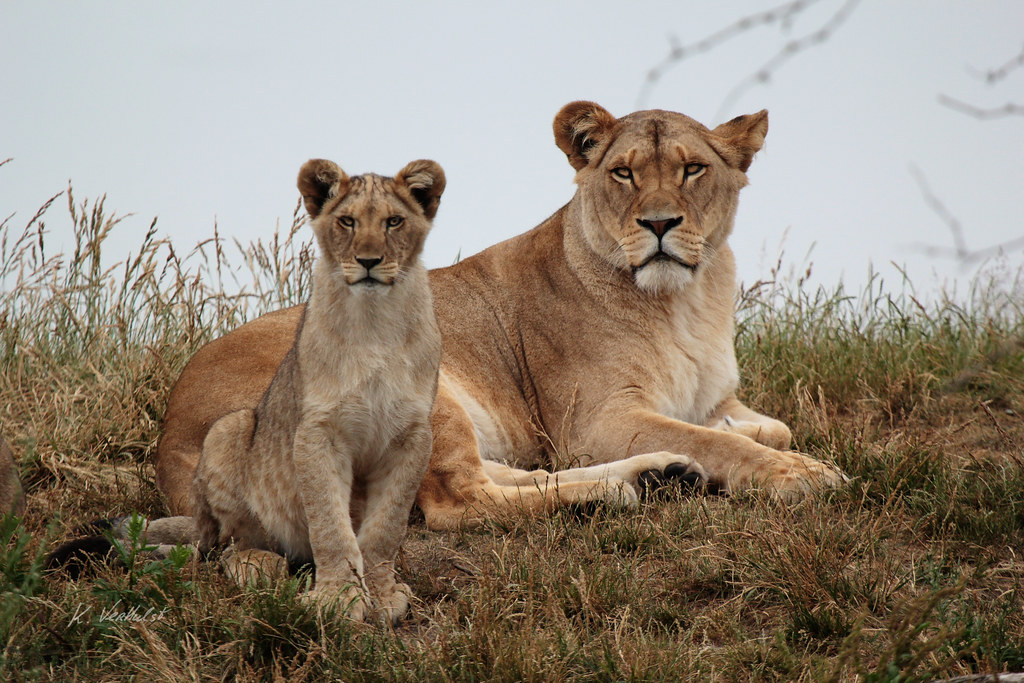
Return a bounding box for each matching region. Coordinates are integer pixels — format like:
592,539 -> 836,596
713,416 -> 792,451
592,480 -> 640,508
615,451 -> 708,499
758,451 -> 848,503
303,583 -> 369,622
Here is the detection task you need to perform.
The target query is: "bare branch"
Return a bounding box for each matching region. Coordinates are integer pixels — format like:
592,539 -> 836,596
940,44 -> 1024,120
909,166 -> 967,259
968,42 -> 1024,84
906,236 -> 1024,266
907,165 -> 1024,267
715,0 -> 860,121
937,94 -> 1024,119
636,0 -> 823,108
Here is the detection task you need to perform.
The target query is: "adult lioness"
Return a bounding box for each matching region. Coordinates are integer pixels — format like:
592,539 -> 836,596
156,101 -> 843,530
192,159 -> 446,623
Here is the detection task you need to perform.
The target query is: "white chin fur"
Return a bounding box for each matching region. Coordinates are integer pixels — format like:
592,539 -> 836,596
349,279 -> 391,294
633,260 -> 694,294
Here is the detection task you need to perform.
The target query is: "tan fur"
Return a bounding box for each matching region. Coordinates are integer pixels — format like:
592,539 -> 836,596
192,159 -> 444,624
156,102 -> 844,534
1,436 -> 25,517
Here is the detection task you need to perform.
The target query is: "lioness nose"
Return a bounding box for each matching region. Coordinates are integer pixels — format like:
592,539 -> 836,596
356,257 -> 382,271
636,216 -> 683,237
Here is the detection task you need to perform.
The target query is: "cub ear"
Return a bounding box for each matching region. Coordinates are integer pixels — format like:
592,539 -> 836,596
395,159 -> 446,220
553,101 -> 619,171
297,159 -> 349,218
708,110 -> 769,173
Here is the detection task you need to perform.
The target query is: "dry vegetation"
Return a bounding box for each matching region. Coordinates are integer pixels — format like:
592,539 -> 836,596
2,183 -> 1023,681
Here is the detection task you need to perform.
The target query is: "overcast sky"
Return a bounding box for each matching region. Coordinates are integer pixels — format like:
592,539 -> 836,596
2,1 -> 1022,299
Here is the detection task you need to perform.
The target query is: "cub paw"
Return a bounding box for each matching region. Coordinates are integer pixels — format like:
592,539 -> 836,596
303,582 -> 369,623
713,416 -> 792,451
373,581 -> 412,626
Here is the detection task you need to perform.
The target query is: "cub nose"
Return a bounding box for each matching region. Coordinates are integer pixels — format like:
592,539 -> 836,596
356,257 -> 382,271
636,216 -> 683,237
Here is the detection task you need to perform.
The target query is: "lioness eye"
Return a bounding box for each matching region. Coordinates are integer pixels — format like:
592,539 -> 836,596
338,216 -> 355,228
386,216 -> 404,229
611,167 -> 633,181
683,163 -> 706,178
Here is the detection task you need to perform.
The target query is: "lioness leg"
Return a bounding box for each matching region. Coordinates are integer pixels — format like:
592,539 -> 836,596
417,382 -> 638,530
585,407 -> 845,501
705,394 -> 793,451
481,451 -> 706,496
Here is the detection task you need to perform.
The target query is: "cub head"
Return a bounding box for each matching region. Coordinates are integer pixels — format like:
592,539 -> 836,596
554,101 -> 768,295
297,158 -> 446,288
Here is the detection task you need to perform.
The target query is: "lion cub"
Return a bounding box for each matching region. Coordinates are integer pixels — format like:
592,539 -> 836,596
193,158 -> 444,624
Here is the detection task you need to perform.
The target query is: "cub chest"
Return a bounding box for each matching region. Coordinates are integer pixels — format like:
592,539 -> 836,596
300,345 -> 434,465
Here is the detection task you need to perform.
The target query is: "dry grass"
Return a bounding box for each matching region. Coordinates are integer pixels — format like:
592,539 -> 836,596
2,182 -> 1023,681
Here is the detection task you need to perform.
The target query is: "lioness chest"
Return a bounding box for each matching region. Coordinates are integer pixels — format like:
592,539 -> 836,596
648,288 -> 739,425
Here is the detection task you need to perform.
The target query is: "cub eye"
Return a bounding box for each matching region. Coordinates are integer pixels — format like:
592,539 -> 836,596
338,216 -> 355,228
385,216 -> 404,229
611,167 -> 633,181
683,163 -> 706,179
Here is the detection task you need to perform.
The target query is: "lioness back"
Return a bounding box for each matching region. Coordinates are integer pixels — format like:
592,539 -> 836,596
192,158 -> 445,624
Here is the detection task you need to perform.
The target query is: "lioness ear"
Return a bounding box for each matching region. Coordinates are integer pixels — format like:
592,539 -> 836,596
395,159 -> 446,220
297,159 -> 349,218
708,110 -> 769,172
553,101 -> 618,171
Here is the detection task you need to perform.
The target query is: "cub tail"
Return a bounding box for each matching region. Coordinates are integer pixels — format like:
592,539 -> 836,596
46,515 -> 199,579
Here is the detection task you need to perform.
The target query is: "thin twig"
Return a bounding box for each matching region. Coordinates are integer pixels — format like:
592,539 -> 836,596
452,562 -> 478,577
906,235 -> 1024,265
715,0 -> 861,121
909,166 -> 968,259
636,0 -> 822,108
906,165 -> 1024,267
968,42 -> 1024,84
940,44 -> 1024,120
937,94 -> 1024,119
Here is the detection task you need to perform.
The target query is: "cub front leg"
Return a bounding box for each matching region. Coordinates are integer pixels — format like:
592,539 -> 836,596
705,394 -> 793,451
293,418 -> 368,622
357,422 -> 433,626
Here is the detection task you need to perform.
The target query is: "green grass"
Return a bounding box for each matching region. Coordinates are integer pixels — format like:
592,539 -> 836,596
2,180 -> 1023,681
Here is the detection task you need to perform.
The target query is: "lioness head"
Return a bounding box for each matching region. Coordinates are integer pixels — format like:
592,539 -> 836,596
297,159 -> 446,288
554,101 -> 768,295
